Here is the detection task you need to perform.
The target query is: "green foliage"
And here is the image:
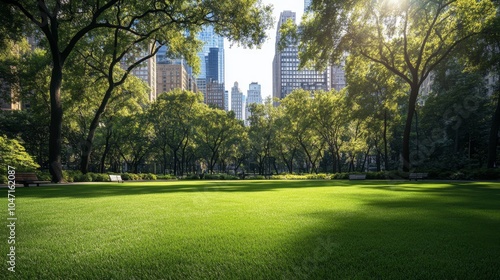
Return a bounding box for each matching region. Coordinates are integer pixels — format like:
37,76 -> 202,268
0,135 -> 40,174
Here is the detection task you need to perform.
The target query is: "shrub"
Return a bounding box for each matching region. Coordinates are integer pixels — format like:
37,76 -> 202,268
35,171 -> 52,181
90,173 -> 110,182
185,174 -> 199,180
157,174 -> 176,180
331,173 -> 349,179
142,173 -> 157,180
121,173 -> 140,181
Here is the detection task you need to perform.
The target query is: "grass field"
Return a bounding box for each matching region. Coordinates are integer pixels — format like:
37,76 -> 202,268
1,180 -> 500,279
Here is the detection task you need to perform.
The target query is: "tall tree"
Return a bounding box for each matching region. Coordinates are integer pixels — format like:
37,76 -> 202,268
1,0 -> 272,182
310,90 -> 349,173
149,90 -> 203,176
247,100 -> 277,175
281,90 -> 325,173
293,0 -> 496,171
345,55 -> 407,171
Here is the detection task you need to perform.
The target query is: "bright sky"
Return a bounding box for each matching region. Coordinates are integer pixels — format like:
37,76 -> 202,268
225,0 -> 305,99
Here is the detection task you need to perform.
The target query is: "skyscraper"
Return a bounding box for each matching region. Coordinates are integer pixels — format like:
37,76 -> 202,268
197,26 -> 224,84
273,11 -> 330,101
231,82 -> 244,121
206,80 -> 225,109
245,82 -> 262,124
206,47 -> 219,82
304,0 -> 312,11
129,44 -> 157,101
196,26 -> 225,107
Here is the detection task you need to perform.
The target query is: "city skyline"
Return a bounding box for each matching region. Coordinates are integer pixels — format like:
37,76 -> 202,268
225,0 -> 304,100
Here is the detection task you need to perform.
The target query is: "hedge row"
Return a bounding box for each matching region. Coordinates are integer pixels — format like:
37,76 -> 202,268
3,168 -> 500,184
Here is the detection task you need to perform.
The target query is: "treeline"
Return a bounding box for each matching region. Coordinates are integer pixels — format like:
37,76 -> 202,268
1,54 -> 495,176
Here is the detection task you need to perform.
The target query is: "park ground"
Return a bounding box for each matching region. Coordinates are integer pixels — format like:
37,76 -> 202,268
1,180 -> 500,279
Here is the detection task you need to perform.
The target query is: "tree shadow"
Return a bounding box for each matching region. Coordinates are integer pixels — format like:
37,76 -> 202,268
16,180 -> 359,199
279,186 -> 500,279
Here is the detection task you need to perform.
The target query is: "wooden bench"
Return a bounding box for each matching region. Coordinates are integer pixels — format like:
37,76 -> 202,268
15,172 -> 51,187
349,174 -> 366,180
409,173 -> 428,181
109,174 -> 124,183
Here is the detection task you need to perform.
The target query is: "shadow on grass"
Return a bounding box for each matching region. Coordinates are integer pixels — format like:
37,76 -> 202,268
5,181 -> 500,279
279,189 -> 500,279
16,179 -> 500,201
16,180 -> 355,199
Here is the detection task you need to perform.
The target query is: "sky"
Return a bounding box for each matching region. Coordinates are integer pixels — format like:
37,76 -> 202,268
225,0 -> 305,100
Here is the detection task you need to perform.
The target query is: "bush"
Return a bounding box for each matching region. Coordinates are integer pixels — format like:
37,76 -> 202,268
35,171 -> 51,181
142,173 -> 157,180
90,173 -> 110,182
331,173 -> 349,179
121,173 -> 136,180
157,174 -> 176,180
185,174 -> 199,180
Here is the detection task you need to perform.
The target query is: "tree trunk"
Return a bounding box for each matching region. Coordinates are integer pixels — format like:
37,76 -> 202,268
48,63 -> 64,183
80,87 -> 115,173
487,91 -> 500,168
99,128 -> 112,173
383,109 -> 389,171
402,85 -> 419,172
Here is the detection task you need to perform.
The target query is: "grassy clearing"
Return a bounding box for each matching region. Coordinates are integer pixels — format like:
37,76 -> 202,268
1,180 -> 500,279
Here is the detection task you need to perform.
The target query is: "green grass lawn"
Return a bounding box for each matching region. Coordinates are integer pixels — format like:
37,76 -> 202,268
1,180 -> 500,279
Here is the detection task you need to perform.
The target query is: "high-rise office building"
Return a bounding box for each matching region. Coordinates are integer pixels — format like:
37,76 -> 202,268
156,46 -> 198,94
129,47 -> 157,101
224,90 -> 229,111
245,82 -> 262,123
206,48 -> 219,82
231,82 -> 244,121
331,64 -> 347,92
304,0 -> 312,11
197,26 -> 224,83
273,11 -> 330,101
196,26 -> 225,106
206,80 -> 225,109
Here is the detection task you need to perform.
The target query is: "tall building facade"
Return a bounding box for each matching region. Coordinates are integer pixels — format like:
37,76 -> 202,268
196,26 -> 225,107
331,64 -> 347,91
130,49 -> 157,101
272,11 -> 330,101
156,64 -> 188,94
245,82 -> 262,123
206,80 -> 225,109
155,47 -> 198,95
197,26 -> 224,84
231,82 -> 244,121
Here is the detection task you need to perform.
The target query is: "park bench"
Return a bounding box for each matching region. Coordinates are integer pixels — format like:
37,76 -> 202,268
15,172 -> 51,187
349,174 -> 366,180
409,173 -> 428,181
109,174 -> 124,183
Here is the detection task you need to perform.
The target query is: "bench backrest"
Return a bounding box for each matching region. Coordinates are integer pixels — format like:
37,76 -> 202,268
16,173 -> 39,181
109,174 -> 123,181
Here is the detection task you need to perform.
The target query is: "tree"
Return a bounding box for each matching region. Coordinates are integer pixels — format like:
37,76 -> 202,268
149,90 -> 203,176
344,55 -> 407,171
2,0 -> 272,182
419,58 -> 491,169
0,135 -> 40,174
281,90 -> 325,173
115,111 -> 153,173
195,108 -> 240,173
294,0 -> 496,171
310,90 -> 349,173
247,100 -> 277,175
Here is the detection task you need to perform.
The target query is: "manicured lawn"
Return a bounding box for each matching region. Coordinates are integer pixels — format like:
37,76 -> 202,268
2,180 -> 500,279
